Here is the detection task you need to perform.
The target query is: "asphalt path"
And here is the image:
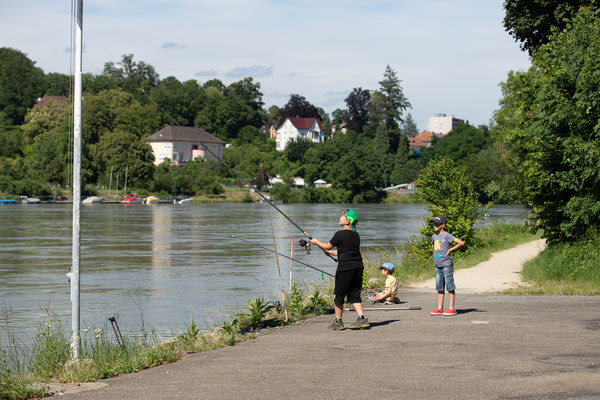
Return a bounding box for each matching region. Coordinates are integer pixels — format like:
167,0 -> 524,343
50,288 -> 600,400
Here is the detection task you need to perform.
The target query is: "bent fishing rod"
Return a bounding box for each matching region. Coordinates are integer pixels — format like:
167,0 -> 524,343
232,235 -> 335,278
140,88 -> 335,262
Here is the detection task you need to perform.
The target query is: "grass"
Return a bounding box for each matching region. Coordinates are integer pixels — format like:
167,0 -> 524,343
502,238 -> 600,295
362,223 -> 541,289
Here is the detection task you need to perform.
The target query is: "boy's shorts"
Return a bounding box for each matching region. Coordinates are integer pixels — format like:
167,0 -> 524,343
435,265 -> 456,292
334,268 -> 364,306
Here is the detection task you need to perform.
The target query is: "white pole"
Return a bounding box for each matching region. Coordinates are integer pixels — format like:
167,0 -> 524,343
108,166 -> 113,200
289,236 -> 293,292
70,0 -> 83,360
123,166 -> 128,198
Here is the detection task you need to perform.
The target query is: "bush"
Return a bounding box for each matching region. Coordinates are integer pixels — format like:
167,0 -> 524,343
416,158 -> 491,254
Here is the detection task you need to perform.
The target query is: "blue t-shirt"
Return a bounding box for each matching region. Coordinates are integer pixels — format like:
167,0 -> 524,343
431,232 -> 456,268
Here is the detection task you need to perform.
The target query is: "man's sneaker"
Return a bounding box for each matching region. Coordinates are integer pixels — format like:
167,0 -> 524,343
430,308 -> 444,316
442,309 -> 457,316
328,319 -> 345,330
348,316 -> 370,330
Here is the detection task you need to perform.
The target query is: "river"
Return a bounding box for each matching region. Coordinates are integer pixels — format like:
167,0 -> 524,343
0,203 -> 527,340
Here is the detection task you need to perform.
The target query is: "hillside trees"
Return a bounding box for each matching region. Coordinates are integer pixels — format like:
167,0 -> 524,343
494,7 -> 600,243
0,48 -> 44,125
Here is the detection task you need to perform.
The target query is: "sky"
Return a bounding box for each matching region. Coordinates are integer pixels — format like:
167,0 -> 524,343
1,0 -> 531,130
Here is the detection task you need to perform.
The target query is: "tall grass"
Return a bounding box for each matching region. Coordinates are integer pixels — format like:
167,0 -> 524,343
505,239 -> 600,295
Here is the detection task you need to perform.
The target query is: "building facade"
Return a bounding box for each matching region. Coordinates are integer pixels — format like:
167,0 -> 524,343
275,117 -> 324,151
145,125 -> 225,166
427,113 -> 468,136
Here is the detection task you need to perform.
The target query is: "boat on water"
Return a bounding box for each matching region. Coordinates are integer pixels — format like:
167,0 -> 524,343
0,199 -> 17,204
173,195 -> 193,204
20,196 -> 41,204
82,196 -> 104,204
144,195 -> 160,204
121,194 -> 143,204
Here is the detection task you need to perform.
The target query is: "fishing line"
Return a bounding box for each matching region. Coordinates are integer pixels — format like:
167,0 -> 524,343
140,88 -> 336,262
267,205 -> 288,321
232,235 -> 335,278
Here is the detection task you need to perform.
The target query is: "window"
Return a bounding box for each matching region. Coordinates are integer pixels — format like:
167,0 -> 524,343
165,144 -> 171,149
183,144 -> 187,150
173,143 -> 178,149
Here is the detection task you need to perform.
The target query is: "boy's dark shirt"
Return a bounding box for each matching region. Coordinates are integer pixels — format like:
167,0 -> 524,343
329,230 -> 363,271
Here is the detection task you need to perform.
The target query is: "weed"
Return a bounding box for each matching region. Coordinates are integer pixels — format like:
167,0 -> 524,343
236,298 -> 274,331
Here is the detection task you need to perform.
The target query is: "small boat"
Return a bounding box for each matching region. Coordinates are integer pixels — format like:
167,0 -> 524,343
121,194 -> 143,204
20,196 -> 41,204
173,195 -> 193,204
0,199 -> 17,205
144,195 -> 160,204
82,196 -> 104,204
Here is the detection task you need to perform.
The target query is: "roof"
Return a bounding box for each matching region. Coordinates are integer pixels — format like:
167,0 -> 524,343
145,126 -> 225,144
408,130 -> 433,147
287,117 -> 324,131
35,95 -> 68,108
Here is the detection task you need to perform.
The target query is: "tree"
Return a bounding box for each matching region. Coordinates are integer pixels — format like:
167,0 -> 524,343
401,113 -> 419,137
345,87 -> 370,133
43,72 -> 71,96
277,94 -> 321,126
0,47 -> 44,125
433,123 -> 492,162
103,54 -> 159,100
375,65 -> 411,152
503,0 -> 597,54
417,158 -> 490,253
494,7 -> 600,243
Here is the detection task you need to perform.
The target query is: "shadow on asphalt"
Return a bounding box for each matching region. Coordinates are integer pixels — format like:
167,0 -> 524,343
369,319 -> 401,328
457,308 -> 484,315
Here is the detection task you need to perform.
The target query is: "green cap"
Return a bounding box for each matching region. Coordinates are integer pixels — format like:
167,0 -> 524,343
345,209 -> 359,231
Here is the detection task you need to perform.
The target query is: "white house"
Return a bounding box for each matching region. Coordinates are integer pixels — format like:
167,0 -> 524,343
145,125 -> 225,166
275,117 -> 324,151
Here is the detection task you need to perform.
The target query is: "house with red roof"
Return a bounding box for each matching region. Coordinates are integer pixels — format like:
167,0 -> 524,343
408,130 -> 434,150
275,117 -> 324,151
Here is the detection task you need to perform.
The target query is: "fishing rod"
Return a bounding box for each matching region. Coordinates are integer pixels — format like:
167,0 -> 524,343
140,88 -> 335,262
232,235 -> 335,278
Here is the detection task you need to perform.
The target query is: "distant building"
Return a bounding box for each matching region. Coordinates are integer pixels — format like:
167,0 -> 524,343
145,125 -> 225,166
427,113 -> 468,136
275,117 -> 324,151
408,130 -> 434,150
35,95 -> 68,109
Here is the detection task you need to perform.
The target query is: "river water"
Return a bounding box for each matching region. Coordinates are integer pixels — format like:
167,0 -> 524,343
0,203 -> 527,340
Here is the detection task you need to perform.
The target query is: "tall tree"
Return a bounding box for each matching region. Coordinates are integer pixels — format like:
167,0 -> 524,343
503,0 -> 597,54
103,54 -> 159,99
376,65 -> 411,152
345,87 -> 371,133
494,7 -> 600,243
0,47 -> 44,125
277,94 -> 321,126
401,113 -> 419,137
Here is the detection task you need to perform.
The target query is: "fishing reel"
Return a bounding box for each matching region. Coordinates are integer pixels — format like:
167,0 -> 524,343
298,238 -> 311,255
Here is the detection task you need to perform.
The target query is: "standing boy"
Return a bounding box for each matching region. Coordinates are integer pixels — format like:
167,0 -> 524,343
311,209 -> 370,330
430,216 -> 465,316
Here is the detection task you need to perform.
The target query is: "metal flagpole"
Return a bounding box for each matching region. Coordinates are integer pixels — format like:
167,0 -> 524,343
70,0 -> 83,360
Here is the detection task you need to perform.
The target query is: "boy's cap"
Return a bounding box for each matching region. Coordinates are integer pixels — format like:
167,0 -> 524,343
430,216 -> 447,225
345,209 -> 359,231
379,262 -> 395,271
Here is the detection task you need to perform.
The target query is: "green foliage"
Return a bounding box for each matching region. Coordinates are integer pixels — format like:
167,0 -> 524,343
375,65 -> 411,151
29,320 -> 70,379
417,158 -> 491,253
308,287 -> 329,309
0,47 -> 44,125
288,281 -> 305,318
494,7 -> 600,243
433,124 -> 491,162
236,298 -> 274,331
180,316 -> 200,344
285,137 -> 313,162
503,0 -> 597,54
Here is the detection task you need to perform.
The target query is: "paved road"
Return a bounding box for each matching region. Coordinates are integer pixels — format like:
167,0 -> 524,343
51,289 -> 600,399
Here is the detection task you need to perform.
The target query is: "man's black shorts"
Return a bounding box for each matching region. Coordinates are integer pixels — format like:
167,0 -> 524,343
334,267 -> 364,306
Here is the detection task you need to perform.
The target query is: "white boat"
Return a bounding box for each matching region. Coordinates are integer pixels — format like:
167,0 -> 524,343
144,195 -> 160,204
82,196 -> 104,204
20,196 -> 41,204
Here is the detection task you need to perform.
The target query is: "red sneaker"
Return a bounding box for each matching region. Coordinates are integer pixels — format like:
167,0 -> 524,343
430,308 -> 444,316
442,309 -> 457,316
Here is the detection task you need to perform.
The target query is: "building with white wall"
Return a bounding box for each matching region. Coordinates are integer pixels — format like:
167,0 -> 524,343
427,113 -> 468,136
145,125 -> 225,166
275,117 -> 324,151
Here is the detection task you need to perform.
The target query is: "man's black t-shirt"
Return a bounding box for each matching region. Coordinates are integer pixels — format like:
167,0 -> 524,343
329,230 -> 363,271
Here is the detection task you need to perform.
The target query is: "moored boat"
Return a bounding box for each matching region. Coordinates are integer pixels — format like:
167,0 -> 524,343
0,199 -> 17,204
82,196 -> 104,204
121,194 -> 143,204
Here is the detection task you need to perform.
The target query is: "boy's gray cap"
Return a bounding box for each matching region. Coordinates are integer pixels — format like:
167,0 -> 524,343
430,216 -> 447,225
